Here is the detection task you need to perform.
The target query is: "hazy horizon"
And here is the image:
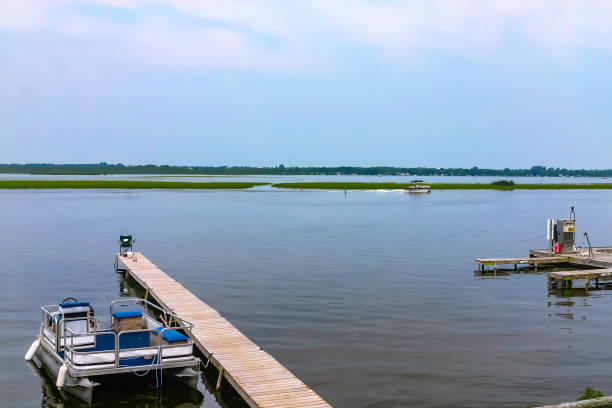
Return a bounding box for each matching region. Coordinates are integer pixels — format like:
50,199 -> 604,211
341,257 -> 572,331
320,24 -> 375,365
4,162 -> 612,171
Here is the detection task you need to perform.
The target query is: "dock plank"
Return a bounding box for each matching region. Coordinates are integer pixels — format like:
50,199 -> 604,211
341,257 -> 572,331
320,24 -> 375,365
475,256 -> 568,265
117,252 -> 331,408
548,269 -> 612,280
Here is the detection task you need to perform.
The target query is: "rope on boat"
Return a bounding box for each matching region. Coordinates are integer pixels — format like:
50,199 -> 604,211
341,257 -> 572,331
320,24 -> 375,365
536,396 -> 612,408
119,344 -> 164,389
201,354 -> 210,369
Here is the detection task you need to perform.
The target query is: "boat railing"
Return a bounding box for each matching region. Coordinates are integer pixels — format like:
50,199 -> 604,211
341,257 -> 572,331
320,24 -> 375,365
40,300 -> 196,372
109,298 -> 194,334
40,306 -> 100,353
63,324 -> 195,370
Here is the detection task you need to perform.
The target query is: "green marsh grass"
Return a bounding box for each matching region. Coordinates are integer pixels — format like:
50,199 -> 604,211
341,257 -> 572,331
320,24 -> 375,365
0,180 -> 269,189
577,387 -> 604,401
271,182 -> 612,190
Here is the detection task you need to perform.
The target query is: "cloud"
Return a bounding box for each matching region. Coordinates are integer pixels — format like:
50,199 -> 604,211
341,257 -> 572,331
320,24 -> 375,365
0,1 -> 50,32
1,0 -> 612,71
309,0 -> 612,58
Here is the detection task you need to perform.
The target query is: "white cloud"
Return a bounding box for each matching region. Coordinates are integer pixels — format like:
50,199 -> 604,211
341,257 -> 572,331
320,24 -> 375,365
1,0 -> 612,71
0,0 -> 50,32
309,0 -> 612,58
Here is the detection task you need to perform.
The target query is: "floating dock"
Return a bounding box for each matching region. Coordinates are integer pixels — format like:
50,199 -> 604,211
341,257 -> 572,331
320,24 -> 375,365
475,256 -> 569,271
116,252 -> 332,408
476,247 -> 612,290
548,269 -> 612,290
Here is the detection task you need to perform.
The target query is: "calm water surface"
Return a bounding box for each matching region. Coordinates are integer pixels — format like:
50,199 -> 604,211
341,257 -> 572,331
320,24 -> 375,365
2,188 -> 612,407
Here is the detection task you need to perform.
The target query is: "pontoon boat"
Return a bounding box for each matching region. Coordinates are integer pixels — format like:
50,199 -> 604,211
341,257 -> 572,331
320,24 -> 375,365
25,298 -> 200,403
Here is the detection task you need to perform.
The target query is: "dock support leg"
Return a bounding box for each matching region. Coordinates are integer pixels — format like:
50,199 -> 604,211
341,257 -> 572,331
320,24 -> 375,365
514,264 -> 517,270
535,263 -> 538,272
216,367 -> 224,390
585,277 -> 590,291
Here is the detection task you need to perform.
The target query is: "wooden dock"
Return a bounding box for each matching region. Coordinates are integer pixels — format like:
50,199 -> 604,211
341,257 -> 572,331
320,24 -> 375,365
116,252 -> 332,408
474,256 -> 570,271
530,247 -> 612,269
548,269 -> 612,290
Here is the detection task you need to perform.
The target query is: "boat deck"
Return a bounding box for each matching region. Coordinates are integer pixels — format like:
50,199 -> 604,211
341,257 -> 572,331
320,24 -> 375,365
116,252 -> 332,408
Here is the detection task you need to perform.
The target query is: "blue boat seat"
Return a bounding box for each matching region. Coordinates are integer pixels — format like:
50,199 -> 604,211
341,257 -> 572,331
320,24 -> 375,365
59,301 -> 90,309
151,327 -> 188,343
59,301 -> 91,315
112,310 -> 143,319
112,310 -> 143,332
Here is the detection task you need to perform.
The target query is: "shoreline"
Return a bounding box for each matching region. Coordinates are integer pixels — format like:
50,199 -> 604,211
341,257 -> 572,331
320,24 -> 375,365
2,180 -> 612,190
272,182 -> 612,190
0,180 -> 268,189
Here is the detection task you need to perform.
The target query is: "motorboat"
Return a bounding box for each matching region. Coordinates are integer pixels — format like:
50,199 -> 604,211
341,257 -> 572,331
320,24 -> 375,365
25,298 -> 200,403
407,180 -> 431,193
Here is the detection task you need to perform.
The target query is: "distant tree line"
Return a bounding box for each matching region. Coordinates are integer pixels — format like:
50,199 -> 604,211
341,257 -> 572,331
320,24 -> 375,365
1,163 -> 611,177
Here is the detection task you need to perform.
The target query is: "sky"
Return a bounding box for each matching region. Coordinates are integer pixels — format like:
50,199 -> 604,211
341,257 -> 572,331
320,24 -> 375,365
1,0 -> 612,168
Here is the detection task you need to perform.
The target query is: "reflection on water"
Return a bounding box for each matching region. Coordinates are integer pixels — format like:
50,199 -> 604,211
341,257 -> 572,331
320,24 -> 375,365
3,188 -> 612,407
25,361 -> 63,408
27,340 -> 209,408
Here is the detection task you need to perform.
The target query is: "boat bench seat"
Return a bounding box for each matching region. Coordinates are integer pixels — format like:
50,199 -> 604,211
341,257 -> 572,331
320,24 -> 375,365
150,326 -> 188,345
112,310 -> 143,332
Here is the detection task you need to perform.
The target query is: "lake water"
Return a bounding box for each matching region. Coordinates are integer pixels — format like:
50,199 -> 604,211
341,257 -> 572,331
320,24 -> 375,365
2,187 -> 612,407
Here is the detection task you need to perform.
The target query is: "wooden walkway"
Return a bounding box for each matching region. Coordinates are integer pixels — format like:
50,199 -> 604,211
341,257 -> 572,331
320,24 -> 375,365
548,268 -> 612,290
475,256 -> 569,271
116,252 -> 332,408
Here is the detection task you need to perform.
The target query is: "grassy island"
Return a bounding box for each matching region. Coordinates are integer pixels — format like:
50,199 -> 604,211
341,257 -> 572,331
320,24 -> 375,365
3,180 -> 612,190
271,182 -> 612,190
0,180 -> 269,189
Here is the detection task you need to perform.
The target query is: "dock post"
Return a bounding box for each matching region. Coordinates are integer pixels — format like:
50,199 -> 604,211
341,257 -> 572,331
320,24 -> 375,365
514,264 -> 517,270
216,367 -> 224,391
585,277 -> 590,291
